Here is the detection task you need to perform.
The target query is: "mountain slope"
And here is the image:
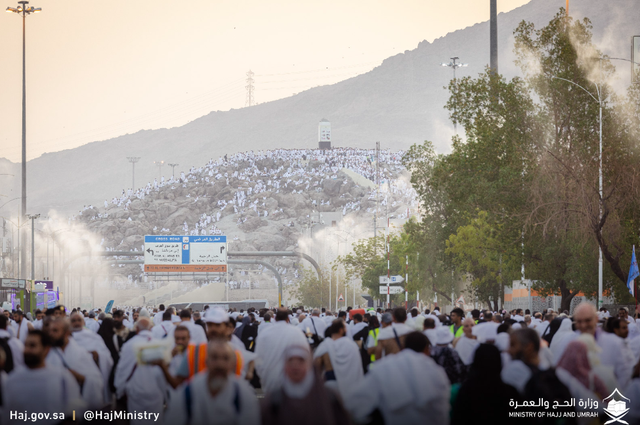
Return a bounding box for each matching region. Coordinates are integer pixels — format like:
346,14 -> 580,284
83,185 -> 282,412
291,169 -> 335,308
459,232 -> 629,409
0,0 -> 636,217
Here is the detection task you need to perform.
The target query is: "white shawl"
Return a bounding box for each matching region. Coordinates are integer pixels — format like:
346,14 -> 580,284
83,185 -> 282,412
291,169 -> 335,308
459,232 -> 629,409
454,336 -> 479,365
46,338 -> 105,409
314,336 -> 364,400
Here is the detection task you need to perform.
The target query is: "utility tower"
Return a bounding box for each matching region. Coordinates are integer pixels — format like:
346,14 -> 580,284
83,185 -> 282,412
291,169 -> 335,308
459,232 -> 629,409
127,157 -> 140,190
245,70 -> 255,107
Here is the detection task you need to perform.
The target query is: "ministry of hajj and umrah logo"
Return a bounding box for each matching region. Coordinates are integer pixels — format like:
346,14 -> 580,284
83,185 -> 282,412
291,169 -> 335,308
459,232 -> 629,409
603,389 -> 630,424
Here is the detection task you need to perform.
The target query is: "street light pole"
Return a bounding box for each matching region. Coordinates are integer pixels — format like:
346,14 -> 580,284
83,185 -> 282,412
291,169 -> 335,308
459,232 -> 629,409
26,213 -> 39,280
127,157 -> 140,189
441,57 -> 469,133
168,163 -> 179,179
551,75 -> 603,307
154,160 -> 164,180
7,1 -> 41,279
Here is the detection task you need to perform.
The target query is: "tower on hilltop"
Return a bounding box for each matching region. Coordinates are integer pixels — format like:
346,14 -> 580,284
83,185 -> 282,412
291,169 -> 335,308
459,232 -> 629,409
318,119 -> 331,150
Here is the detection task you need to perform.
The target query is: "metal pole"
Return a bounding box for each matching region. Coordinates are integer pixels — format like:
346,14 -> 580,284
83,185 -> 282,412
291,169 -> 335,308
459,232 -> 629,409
336,240 -> 339,310
598,93 -> 603,308
329,251 -> 332,311
20,9 -> 27,280
416,252 -> 420,310
374,142 -> 379,250
405,255 -> 408,309
387,235 -> 390,308
490,0 -> 498,74
226,243 -> 229,303
30,216 -> 34,280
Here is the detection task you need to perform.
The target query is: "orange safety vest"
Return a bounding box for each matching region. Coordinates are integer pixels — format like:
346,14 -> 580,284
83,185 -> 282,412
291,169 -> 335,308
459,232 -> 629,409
186,343 -> 207,378
186,343 -> 244,378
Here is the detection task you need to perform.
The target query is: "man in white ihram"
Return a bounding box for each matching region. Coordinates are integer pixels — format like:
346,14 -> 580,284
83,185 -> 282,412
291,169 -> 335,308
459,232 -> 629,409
154,304 -> 167,326
454,318 -> 479,366
114,317 -> 165,424
84,311 -> 100,333
0,314 -> 24,370
574,303 -> 634,389
4,330 -> 86,425
151,310 -> 176,340
163,339 -> 260,425
255,308 -> 308,393
313,319 -> 363,400
167,309 -> 207,344
45,318 -> 105,409
13,310 -> 33,344
70,312 -> 114,402
299,309 -> 327,340
346,331 -> 450,424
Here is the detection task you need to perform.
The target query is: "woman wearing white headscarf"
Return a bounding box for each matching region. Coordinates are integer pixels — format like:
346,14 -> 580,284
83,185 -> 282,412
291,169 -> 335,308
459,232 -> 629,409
550,318 -> 578,365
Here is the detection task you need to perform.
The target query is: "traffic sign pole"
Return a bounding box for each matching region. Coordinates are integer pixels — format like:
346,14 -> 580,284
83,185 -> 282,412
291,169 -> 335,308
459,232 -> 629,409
387,235 -> 390,308
405,255 -> 408,310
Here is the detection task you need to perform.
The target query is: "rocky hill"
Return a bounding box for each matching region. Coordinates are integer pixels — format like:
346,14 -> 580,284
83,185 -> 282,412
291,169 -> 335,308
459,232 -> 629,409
73,148 -> 417,306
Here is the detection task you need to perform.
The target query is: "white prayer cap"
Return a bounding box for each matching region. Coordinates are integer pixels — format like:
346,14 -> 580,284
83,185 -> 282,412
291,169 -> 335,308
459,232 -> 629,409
436,326 -> 454,345
230,312 -> 240,320
204,308 -> 228,324
511,323 -> 522,330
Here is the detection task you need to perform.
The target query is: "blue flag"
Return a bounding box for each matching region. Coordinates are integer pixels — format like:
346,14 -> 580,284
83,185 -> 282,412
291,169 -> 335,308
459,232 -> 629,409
626,246 -> 639,297
105,300 -> 115,314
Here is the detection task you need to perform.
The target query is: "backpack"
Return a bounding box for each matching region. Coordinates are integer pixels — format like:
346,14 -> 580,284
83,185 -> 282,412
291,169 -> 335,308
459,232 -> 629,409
0,337 -> 14,373
523,367 -> 577,425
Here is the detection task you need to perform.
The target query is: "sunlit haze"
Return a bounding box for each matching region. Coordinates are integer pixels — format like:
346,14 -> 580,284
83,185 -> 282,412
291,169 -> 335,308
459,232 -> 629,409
0,0 -> 530,161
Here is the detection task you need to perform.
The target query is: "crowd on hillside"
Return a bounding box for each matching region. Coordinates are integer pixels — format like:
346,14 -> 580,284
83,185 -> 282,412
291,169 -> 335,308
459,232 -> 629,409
1,301 -> 639,424
73,148 -> 416,236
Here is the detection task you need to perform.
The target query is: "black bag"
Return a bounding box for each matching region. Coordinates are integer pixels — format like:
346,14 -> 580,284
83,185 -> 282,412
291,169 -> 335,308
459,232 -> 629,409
0,337 -> 14,373
308,318 -> 323,350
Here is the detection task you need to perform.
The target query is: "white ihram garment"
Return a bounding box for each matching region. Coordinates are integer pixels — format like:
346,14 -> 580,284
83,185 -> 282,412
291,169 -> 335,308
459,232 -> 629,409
114,330 -> 167,425
71,328 -> 115,402
254,321 -> 307,393
346,349 -> 450,425
4,366 -> 87,425
46,338 -> 105,409
314,336 -> 364,400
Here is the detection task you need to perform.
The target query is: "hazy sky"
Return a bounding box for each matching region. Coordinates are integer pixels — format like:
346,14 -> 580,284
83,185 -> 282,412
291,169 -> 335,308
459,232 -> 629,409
0,0 -> 531,162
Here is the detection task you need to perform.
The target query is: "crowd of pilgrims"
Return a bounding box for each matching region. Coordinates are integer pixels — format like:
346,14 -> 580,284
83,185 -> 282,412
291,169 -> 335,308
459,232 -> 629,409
71,148 -> 417,293
74,148 -> 415,236
2,301 -> 639,424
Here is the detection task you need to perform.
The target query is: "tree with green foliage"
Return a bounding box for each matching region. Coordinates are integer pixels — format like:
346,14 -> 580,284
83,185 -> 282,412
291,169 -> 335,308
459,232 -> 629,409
446,211 -> 516,311
514,10 -> 640,308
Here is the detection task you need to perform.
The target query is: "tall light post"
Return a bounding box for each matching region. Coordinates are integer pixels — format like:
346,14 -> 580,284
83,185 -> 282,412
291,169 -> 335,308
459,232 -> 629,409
154,160 -> 164,180
441,57 -> 468,133
168,163 -> 179,179
26,213 -> 39,280
552,75 -> 603,307
7,1 -> 41,279
127,157 -> 140,189
552,57 -> 640,308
